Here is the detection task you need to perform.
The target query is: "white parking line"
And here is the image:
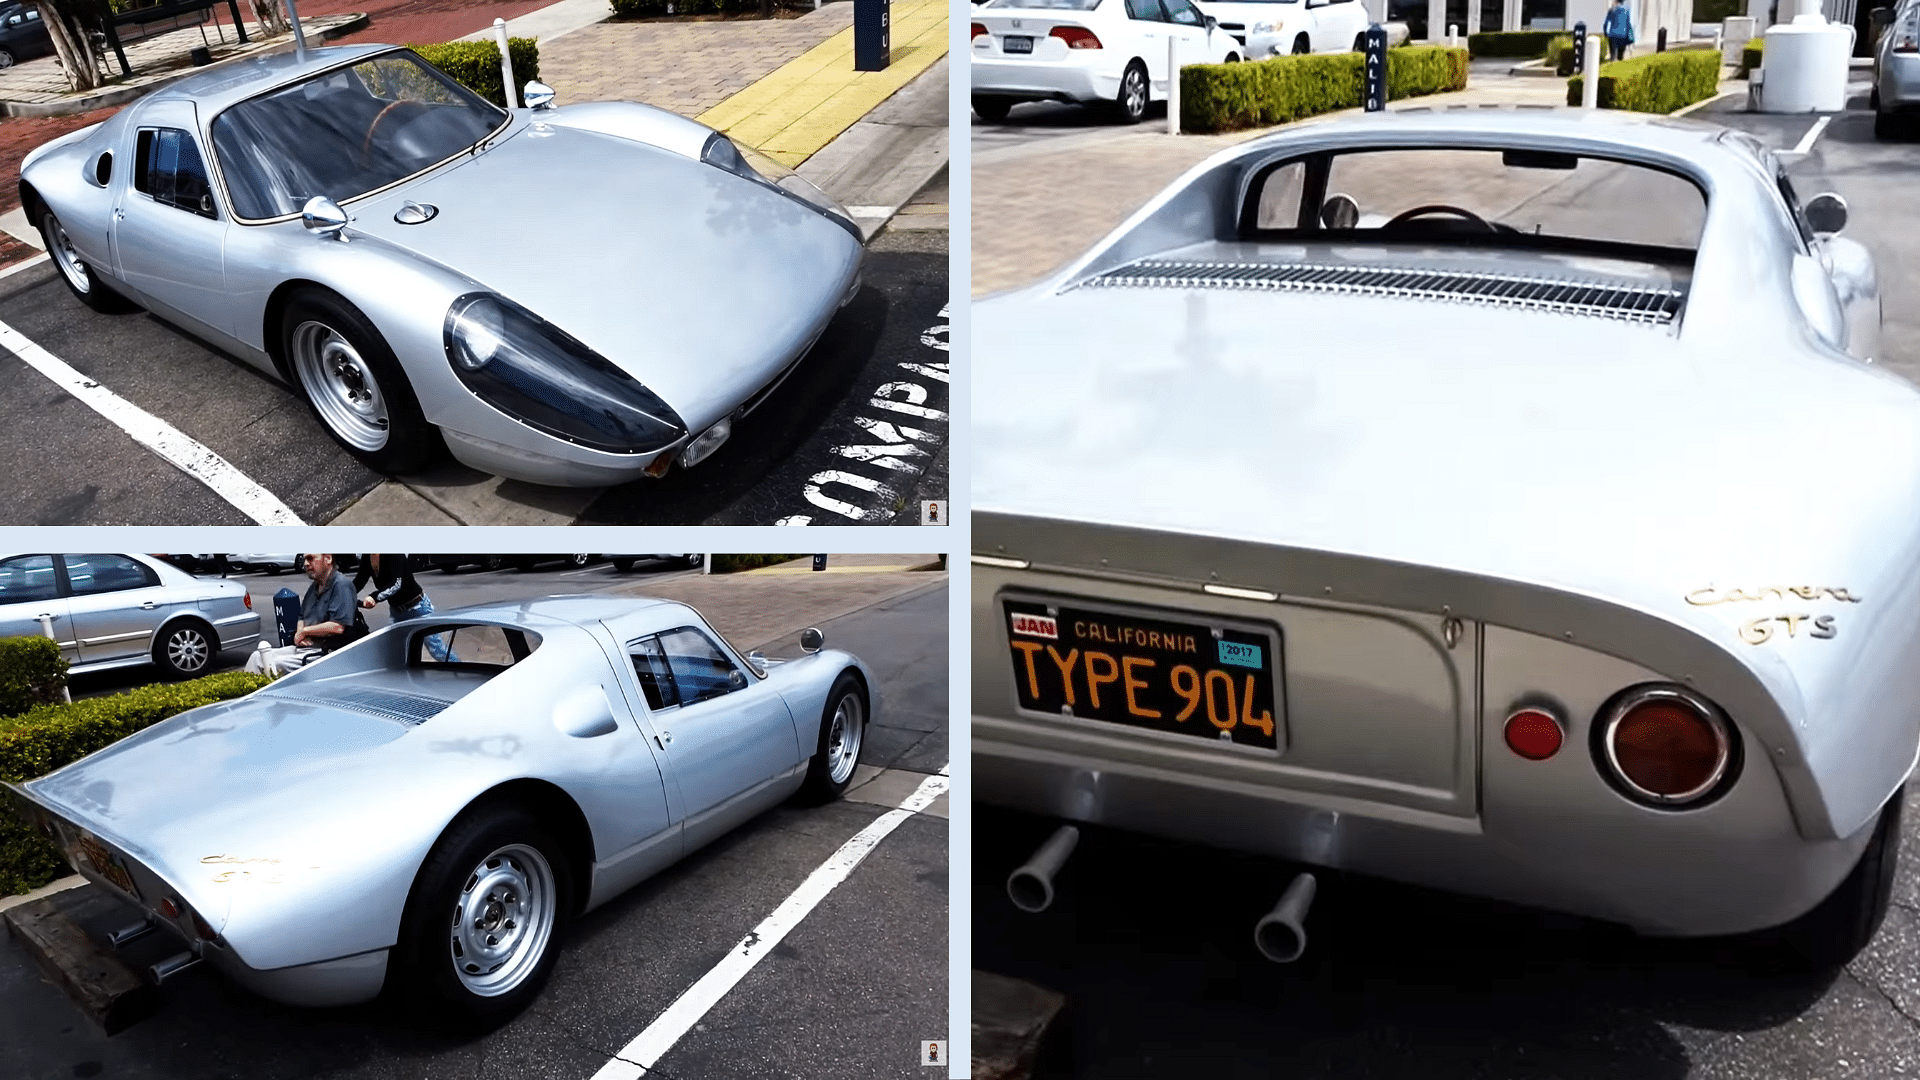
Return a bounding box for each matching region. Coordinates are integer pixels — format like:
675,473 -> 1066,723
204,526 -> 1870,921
0,313 -> 304,524
588,766 -> 950,1080
1792,116 -> 1832,156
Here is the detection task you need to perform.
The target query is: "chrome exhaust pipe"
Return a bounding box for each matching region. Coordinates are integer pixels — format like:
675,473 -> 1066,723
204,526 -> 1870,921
1007,825 -> 1079,913
107,915 -> 157,949
149,950 -> 202,984
1253,872 -> 1317,963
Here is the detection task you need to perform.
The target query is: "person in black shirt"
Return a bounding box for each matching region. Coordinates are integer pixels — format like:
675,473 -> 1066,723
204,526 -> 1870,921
354,554 -> 456,662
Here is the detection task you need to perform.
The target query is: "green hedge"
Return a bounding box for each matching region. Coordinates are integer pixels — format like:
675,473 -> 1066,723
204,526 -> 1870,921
0,638 -> 68,720
610,0 -> 762,16
1740,36 -> 1764,78
1,673 -> 272,895
1546,33 -> 1577,75
1180,46 -> 1469,135
1567,48 -> 1722,112
410,39 -> 541,109
1467,30 -> 1563,57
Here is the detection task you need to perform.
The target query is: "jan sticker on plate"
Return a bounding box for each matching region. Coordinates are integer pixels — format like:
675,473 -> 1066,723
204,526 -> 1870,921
1011,612 -> 1058,639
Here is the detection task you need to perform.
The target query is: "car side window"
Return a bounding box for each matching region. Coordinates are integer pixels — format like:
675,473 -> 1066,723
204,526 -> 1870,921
1250,159 -> 1309,229
628,636 -> 678,711
133,128 -> 217,220
0,555 -> 59,605
1125,0 -> 1161,20
656,626 -> 745,707
62,555 -> 157,596
1162,0 -> 1203,24
1776,169 -> 1816,250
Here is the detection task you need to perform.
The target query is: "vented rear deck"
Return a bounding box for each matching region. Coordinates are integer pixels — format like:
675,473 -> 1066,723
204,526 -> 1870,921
1076,259 -> 1684,324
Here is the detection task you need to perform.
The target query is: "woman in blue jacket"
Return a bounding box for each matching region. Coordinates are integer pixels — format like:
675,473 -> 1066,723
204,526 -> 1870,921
1603,0 -> 1635,61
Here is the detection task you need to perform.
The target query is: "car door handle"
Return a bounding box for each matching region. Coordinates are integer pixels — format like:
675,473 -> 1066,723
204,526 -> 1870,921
34,613 -> 59,620
113,208 -> 124,220
655,730 -> 673,749
140,601 -> 158,609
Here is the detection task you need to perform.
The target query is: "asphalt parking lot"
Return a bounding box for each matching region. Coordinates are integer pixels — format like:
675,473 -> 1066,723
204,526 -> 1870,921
969,86 -> 1920,1078
0,228 -> 948,527
3,569 -> 949,1079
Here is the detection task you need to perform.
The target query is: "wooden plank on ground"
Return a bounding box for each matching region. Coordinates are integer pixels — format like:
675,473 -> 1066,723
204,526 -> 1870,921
3,897 -> 156,1035
972,968 -> 1066,1080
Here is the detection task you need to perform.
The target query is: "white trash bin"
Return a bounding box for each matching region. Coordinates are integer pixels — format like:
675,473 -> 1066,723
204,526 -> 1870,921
1756,1 -> 1856,112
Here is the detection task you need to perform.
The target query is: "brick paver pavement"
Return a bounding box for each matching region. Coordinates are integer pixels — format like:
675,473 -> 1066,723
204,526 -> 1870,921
537,5 -> 852,117
622,556 -> 945,652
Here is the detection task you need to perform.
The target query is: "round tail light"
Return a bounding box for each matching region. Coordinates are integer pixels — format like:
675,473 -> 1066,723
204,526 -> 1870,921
1504,708 -> 1564,760
1595,685 -> 1736,807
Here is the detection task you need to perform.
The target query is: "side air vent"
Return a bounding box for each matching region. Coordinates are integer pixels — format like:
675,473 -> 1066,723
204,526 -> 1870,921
1077,259 -> 1684,324
276,687 -> 456,726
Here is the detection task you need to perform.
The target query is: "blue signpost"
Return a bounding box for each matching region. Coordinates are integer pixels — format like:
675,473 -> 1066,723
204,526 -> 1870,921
274,588 -> 300,646
1573,20 -> 1588,74
1364,24 -> 1388,112
855,0 -> 891,71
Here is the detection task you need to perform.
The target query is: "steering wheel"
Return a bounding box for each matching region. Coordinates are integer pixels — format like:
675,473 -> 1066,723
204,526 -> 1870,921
1382,204 -> 1499,233
361,99 -> 427,164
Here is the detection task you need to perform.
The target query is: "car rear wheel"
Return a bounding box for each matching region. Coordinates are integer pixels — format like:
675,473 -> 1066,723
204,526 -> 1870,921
611,558 -> 635,572
973,95 -> 1014,122
39,210 -> 135,313
1767,785 -> 1903,969
0,48 -> 16,69
567,554 -> 591,568
153,619 -> 215,680
1292,33 -> 1310,54
1114,61 -> 1149,124
799,673 -> 866,804
282,288 -> 440,475
394,805 -> 569,1029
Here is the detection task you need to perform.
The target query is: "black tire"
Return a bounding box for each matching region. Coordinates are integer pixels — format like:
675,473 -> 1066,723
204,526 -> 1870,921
281,288 -> 442,475
0,48 -> 17,69
798,673 -> 867,805
611,558 -> 635,572
38,209 -> 136,313
972,95 -> 1014,122
1114,61 -> 1149,124
152,619 -> 215,680
684,554 -> 703,568
1770,786 -> 1904,969
1224,51 -> 1241,62
1292,33 -> 1311,54
567,554 -> 592,568
482,555 -> 505,572
391,804 -> 571,1030
1353,32 -> 1367,51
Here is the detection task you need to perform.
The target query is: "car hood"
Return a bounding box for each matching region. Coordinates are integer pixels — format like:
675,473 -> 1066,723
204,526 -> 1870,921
350,124 -> 861,426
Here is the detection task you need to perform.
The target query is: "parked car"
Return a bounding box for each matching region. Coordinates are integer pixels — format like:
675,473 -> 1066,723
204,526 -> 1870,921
1197,0 -> 1370,54
229,553 -> 302,575
150,553 -> 226,575
1873,0 -> 1919,138
20,44 -> 864,488
8,597 -> 875,1024
972,0 -> 1244,124
0,3 -> 55,70
512,555 -> 600,571
0,553 -> 259,678
973,110 -> 1901,968
610,555 -> 704,572
425,555 -> 507,574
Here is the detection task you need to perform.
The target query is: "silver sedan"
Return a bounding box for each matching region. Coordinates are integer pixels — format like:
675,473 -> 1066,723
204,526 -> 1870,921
0,553 -> 259,678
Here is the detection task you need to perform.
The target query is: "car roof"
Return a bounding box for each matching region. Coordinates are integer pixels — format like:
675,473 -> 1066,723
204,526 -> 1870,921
431,594 -> 695,631
139,43 -> 406,116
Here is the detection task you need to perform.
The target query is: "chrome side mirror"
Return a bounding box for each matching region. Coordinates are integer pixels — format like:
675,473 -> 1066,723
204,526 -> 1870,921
301,195 -> 348,237
1320,192 -> 1360,230
799,627 -> 824,653
522,79 -> 556,110
1805,192 -> 1848,237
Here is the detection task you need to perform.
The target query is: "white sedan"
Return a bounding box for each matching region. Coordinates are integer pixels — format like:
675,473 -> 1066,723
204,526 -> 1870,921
1201,0 -> 1371,55
972,0 -> 1243,124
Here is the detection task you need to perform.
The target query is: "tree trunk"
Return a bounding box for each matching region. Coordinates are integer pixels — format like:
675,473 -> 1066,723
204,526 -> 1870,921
247,0 -> 287,36
26,1 -> 99,91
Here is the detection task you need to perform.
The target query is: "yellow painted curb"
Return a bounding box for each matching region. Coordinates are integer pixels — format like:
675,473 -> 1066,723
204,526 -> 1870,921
697,0 -> 948,167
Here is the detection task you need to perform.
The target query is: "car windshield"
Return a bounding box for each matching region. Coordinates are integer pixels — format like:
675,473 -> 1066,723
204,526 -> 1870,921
210,51 -> 505,221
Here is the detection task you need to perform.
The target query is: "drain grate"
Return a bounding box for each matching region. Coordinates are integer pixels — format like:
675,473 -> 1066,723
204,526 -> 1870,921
1077,259 -> 1684,324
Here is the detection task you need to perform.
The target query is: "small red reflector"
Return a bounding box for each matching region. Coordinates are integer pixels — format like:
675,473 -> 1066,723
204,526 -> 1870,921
972,21 -> 988,36
1050,25 -> 1102,48
243,591 -> 253,610
158,898 -> 179,918
1505,708 -> 1563,760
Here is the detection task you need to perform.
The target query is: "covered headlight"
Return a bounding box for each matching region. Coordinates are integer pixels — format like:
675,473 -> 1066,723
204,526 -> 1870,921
444,294 -> 687,454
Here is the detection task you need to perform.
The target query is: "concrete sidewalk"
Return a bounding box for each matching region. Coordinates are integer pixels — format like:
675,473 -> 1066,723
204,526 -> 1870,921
972,67 -> 1743,297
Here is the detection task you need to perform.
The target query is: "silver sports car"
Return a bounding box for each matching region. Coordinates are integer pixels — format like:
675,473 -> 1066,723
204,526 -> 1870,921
974,109 -> 1906,968
9,596 -> 875,1024
19,44 -> 864,487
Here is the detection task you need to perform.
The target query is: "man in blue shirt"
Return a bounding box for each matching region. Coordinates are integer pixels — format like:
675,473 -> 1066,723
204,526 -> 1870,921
244,553 -> 359,675
1603,0 -> 1635,61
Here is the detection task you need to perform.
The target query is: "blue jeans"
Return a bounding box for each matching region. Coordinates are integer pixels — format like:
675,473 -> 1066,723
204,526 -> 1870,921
393,595 -> 456,662
1608,36 -> 1628,61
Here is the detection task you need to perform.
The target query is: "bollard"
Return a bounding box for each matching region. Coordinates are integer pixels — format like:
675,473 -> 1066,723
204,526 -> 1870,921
1364,23 -> 1389,111
274,588 -> 300,646
1657,26 -> 1668,50
812,554 -> 828,572
1573,19 -> 1588,72
854,0 -> 891,71
1581,34 -> 1602,106
494,18 -> 518,108
1167,34 -> 1181,134
286,0 -> 308,61
1447,21 -> 1457,46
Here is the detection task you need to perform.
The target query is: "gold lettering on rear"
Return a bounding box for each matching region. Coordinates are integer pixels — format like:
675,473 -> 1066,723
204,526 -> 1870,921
1688,585 -> 1862,606
1047,646 -> 1080,706
1010,640 -> 1044,698
1084,651 -> 1120,710
1122,656 -> 1160,718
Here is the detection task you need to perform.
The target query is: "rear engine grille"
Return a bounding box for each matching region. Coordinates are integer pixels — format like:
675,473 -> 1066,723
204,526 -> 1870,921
1078,259 -> 1684,324
277,687 -> 455,726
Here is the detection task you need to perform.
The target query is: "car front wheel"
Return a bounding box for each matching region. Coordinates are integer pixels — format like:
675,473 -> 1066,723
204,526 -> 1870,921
972,95 -> 1014,122
0,48 -> 16,69
1115,62 -> 1149,124
282,288 -> 440,475
393,805 -> 569,1029
1767,785 -> 1903,969
154,620 -> 214,679
39,209 -> 135,313
799,673 -> 867,804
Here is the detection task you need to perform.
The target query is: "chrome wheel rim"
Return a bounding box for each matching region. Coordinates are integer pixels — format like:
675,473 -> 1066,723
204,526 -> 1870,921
0,51 -> 16,70
166,627 -> 209,673
450,843 -> 555,997
47,216 -> 91,295
291,320 -> 390,452
1123,69 -> 1146,117
825,692 -> 863,785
